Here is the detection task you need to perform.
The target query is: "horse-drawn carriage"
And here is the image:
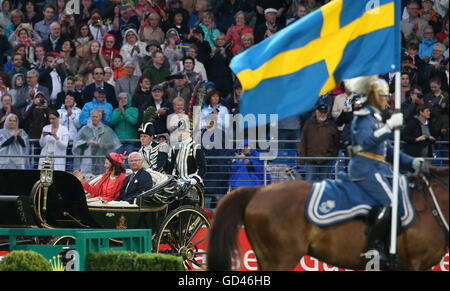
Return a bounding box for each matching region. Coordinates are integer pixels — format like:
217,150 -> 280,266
0,167 -> 210,269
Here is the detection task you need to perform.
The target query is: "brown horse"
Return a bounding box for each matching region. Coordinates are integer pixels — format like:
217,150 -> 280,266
207,167 -> 449,271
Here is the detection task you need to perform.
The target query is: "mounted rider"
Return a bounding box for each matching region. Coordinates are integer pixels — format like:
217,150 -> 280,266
345,76 -> 427,269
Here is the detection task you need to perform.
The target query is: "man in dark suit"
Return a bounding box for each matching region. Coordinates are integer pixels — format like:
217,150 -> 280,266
81,66 -> 118,108
116,152 -> 153,203
41,21 -> 66,53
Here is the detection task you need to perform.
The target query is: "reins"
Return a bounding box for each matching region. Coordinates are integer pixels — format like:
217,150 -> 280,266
416,172 -> 449,249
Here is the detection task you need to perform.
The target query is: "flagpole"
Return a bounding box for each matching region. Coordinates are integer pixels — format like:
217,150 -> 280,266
389,71 -> 401,256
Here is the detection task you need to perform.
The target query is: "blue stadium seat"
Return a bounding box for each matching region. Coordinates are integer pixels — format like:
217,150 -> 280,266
432,150 -> 443,167
272,150 -> 298,167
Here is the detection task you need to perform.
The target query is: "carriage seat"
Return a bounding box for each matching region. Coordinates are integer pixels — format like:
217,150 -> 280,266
86,169 -> 170,207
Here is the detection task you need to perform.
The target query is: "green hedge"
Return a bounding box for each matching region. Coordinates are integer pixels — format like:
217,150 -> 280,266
86,251 -> 184,271
0,250 -> 51,271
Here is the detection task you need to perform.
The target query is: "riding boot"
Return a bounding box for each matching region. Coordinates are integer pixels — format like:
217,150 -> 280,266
365,206 -> 399,270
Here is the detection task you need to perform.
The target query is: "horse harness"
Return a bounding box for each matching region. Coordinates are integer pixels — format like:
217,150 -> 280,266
414,172 -> 449,250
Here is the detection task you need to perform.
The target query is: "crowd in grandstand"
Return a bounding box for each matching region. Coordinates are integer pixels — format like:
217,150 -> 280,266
0,0 -> 448,203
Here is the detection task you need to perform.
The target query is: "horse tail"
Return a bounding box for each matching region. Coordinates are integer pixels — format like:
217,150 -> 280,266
207,186 -> 258,271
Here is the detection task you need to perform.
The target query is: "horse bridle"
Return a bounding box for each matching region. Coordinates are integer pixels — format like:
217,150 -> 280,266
416,172 -> 449,249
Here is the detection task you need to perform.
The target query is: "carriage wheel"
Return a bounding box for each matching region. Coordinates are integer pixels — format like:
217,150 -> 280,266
153,206 -> 210,270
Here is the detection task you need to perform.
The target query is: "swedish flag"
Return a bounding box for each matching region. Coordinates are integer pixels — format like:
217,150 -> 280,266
230,0 -> 401,122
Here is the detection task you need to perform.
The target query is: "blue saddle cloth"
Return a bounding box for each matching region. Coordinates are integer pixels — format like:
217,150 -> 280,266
305,172 -> 415,228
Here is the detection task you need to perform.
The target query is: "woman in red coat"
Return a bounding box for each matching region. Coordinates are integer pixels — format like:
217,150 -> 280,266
225,11 -> 253,56
74,152 -> 127,202
101,33 -> 120,67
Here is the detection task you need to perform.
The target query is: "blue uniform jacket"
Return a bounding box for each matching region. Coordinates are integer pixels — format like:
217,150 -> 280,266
348,106 -> 414,181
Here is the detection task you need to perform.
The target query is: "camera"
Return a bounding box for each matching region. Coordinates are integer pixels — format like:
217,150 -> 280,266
39,98 -> 46,105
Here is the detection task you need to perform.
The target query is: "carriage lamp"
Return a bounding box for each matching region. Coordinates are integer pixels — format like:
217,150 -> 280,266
40,156 -> 54,212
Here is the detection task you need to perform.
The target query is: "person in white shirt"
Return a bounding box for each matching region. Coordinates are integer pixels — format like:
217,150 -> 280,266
39,110 -> 69,171
199,90 -> 230,132
57,92 -> 81,142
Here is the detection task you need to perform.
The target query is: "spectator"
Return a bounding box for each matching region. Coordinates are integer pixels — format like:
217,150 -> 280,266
199,90 -> 230,132
139,12 -> 165,44
254,8 -> 279,44
8,24 -> 41,65
57,92 -> 82,143
165,0 -> 190,30
167,96 -> 190,147
298,104 -> 339,182
79,86 -> 114,126
79,0 -> 96,23
88,9 -> 109,46
120,29 -> 147,76
104,66 -> 115,86
58,40 -> 79,76
55,76 -> 83,109
101,33 -> 120,67
131,75 -> 153,113
418,26 -> 437,60
424,77 -> 448,129
137,121 -> 170,172
114,5 -> 140,49
419,0 -> 439,29
5,9 -> 25,39
331,83 -> 355,124
208,33 -> 234,98
23,91 -> 50,139
225,10 -> 254,56
146,84 -> 172,135
402,104 -> 437,158
142,50 -> 171,86
112,54 -> 126,82
0,26 -> 11,69
111,92 -> 139,155
255,1 -> 287,27
72,109 -> 122,175
0,1 -> 12,30
286,3 -> 307,25
188,0 -> 207,29
22,1 -> 43,27
59,8 -> 77,40
391,72 -> 412,113
7,53 -> 28,81
31,44 -> 46,71
74,151 -> 126,202
4,44 -> 29,74
42,21 -> 66,53
402,84 -> 425,122
9,73 -> 25,107
81,66 -> 118,108
116,151 -> 153,203
198,11 -> 220,49
38,53 -> 67,109
0,93 -> 22,129
334,98 -> 364,152
165,74 -> 193,111
163,8 -> 189,41
424,42 -> 447,80
0,113 -> 29,169
38,110 -> 69,171
162,28 -> 184,73
436,16 -> 448,44
14,70 -> 49,115
186,25 -> 211,66
237,32 -> 254,54
184,43 -> 208,82
228,139 -> 269,189
115,61 -> 140,97
78,40 -> 108,76
74,23 -> 95,59
401,1 -> 429,42
181,56 -> 202,85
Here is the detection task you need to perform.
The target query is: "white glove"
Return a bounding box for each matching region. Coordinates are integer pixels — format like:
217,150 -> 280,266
189,178 -> 197,185
412,158 -> 426,175
386,113 -> 403,130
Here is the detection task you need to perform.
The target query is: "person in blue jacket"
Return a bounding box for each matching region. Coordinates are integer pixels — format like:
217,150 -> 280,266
228,139 -> 270,189
79,86 -> 113,126
346,76 -> 427,269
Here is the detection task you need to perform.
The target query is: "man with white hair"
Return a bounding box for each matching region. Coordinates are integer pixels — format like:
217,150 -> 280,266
116,152 -> 153,203
42,21 -> 66,52
114,61 -> 140,97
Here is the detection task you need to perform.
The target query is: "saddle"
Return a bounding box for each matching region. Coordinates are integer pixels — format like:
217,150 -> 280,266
305,172 -> 415,228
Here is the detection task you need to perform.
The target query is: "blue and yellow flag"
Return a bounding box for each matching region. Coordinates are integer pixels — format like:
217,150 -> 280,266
230,0 -> 401,122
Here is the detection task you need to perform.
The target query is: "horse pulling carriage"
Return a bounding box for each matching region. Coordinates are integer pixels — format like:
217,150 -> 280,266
0,167 -> 210,269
